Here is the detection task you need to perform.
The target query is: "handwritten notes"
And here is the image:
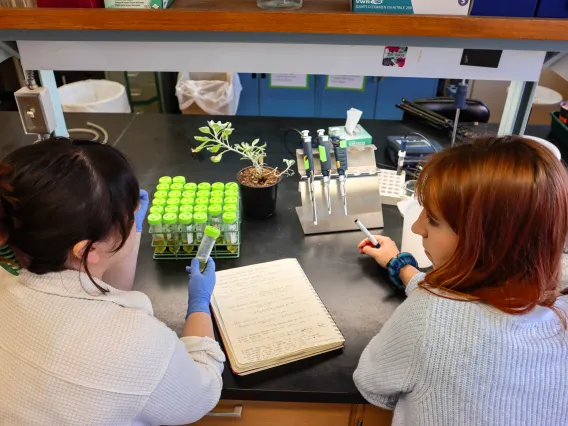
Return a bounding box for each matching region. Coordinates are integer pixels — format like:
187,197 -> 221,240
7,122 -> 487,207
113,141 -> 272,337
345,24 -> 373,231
212,259 -> 344,374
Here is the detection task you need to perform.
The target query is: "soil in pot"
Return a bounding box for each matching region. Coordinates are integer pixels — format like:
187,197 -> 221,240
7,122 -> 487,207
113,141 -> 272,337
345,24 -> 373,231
238,166 -> 281,218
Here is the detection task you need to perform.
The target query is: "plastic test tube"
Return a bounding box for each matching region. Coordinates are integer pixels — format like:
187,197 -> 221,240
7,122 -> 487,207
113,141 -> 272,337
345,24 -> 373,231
148,213 -> 166,254
208,204 -> 223,242
223,212 -> 238,254
196,225 -> 220,272
193,212 -> 208,243
179,212 -> 194,253
168,190 -> 182,200
173,176 -> 186,185
159,176 -> 172,185
170,183 -> 184,192
212,182 -> 225,192
162,213 -> 180,254
156,183 -> 170,192
154,190 -> 168,200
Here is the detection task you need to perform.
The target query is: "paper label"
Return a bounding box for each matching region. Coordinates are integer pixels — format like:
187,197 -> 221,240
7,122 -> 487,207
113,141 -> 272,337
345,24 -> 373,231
326,75 -> 365,91
383,46 -> 408,68
269,74 -> 309,89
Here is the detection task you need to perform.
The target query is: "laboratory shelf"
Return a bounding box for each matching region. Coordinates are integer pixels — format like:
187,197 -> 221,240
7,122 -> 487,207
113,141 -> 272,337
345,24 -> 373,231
1,0 -> 568,42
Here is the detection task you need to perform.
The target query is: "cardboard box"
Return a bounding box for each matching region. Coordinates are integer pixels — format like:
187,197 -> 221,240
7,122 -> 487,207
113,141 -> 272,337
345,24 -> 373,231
351,0 -> 471,15
105,0 -> 173,8
328,125 -> 373,147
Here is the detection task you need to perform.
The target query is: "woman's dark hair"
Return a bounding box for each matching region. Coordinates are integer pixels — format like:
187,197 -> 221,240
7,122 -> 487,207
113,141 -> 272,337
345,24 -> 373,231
0,137 -> 139,291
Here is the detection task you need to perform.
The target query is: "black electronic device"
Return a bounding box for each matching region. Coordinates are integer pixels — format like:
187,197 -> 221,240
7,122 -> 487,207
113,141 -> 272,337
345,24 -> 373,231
386,135 -> 441,165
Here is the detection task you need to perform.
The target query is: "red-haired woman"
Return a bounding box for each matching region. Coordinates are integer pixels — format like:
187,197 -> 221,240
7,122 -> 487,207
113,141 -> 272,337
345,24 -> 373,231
354,136 -> 568,426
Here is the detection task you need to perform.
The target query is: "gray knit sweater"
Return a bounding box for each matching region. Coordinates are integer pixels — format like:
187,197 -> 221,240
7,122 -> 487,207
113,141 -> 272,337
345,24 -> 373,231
354,273 -> 568,426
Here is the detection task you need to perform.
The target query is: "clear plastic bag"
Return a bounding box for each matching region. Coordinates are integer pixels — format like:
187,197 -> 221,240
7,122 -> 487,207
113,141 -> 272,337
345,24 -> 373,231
176,72 -> 242,116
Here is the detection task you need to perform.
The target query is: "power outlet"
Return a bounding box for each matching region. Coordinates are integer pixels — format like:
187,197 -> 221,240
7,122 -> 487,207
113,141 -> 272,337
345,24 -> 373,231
15,86 -> 57,136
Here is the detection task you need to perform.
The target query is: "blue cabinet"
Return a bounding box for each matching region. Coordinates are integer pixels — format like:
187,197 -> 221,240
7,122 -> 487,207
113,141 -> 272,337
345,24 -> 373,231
259,74 -> 316,117
375,77 -> 438,120
470,0 -> 538,17
536,0 -> 568,18
315,75 -> 378,119
236,73 -> 259,116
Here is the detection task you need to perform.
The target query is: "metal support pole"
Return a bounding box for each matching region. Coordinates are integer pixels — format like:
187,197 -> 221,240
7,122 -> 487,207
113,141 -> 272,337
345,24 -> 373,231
498,80 -> 537,136
38,70 -> 68,137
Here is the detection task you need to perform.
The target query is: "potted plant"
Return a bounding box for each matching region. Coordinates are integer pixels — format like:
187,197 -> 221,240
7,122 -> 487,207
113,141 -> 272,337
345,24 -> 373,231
193,121 -> 295,218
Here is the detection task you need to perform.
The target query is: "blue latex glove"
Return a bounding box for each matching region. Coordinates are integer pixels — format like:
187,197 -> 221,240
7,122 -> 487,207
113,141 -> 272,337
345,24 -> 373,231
186,257 -> 216,318
135,189 -> 149,232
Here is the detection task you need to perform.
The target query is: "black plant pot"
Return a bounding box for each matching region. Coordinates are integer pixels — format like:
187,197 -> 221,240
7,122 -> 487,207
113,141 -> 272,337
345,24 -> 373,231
238,168 -> 280,219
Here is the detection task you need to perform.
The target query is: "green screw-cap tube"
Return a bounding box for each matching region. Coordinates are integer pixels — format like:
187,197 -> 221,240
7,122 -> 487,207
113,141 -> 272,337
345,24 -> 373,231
198,182 -> 211,191
173,176 -> 186,185
212,182 -> 225,191
162,213 -> 178,225
222,212 -> 237,224
159,176 -> 173,185
195,197 -> 209,206
156,183 -> 170,192
166,198 -> 181,206
184,183 -> 197,191
154,190 -> 168,199
179,212 -> 193,225
204,225 -> 221,239
165,205 -> 179,214
180,198 -> 194,206
170,183 -> 184,191
208,204 -> 222,216
152,198 -> 167,207
224,196 -> 238,205
210,190 -> 224,198
196,190 -> 211,199
224,189 -> 239,198
194,205 -> 208,214
168,190 -> 182,199
209,197 -> 223,206
148,213 -> 162,226
150,206 -> 164,215
180,205 -> 194,214
223,204 -> 237,214
225,182 -> 239,190
182,190 -> 196,199
193,212 -> 208,224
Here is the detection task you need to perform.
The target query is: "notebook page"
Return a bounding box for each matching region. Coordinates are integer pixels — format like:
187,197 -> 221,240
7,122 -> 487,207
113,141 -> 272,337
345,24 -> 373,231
213,259 -> 343,366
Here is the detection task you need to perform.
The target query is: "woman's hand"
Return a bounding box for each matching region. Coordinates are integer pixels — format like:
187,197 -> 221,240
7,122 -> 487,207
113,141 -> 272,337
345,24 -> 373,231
186,258 -> 216,318
358,235 -> 400,268
134,189 -> 149,232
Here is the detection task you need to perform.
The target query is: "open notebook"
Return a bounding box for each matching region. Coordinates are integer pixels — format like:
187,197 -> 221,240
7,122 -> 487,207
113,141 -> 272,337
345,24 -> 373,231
211,258 -> 345,375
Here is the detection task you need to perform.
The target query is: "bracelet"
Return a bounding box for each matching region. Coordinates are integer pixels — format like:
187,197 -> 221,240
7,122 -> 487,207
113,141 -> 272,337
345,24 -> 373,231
386,253 -> 418,291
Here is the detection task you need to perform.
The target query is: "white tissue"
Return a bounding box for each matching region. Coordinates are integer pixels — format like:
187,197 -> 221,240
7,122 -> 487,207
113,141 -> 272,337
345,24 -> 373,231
397,198 -> 432,269
345,108 -> 363,135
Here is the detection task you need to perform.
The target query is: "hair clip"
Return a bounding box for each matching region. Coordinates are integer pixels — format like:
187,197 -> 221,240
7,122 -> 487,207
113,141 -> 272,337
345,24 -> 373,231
0,244 -> 21,276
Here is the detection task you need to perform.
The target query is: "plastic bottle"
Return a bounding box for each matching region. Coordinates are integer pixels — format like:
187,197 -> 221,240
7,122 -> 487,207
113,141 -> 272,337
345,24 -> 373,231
182,190 -> 196,200
150,205 -> 164,215
212,182 -> 225,192
169,183 -> 184,192
198,182 -> 211,192
179,212 -> 194,254
196,225 -> 220,272
208,204 -> 223,242
180,205 -> 194,214
163,213 -> 180,254
168,190 -> 182,200
193,212 -> 208,243
156,183 -> 170,192
148,213 -> 166,254
152,198 -> 167,208
173,176 -> 186,185
159,176 -> 173,185
154,190 -> 168,200
209,197 -> 223,207
165,205 -> 179,215
184,183 -> 197,192
196,190 -> 210,199
195,197 -> 209,208
210,190 -> 224,199
223,212 -> 238,253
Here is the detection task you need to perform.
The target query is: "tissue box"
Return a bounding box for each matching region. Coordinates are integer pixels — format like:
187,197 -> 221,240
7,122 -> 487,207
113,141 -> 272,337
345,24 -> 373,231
352,0 -> 471,15
105,0 -> 173,8
328,125 -> 373,147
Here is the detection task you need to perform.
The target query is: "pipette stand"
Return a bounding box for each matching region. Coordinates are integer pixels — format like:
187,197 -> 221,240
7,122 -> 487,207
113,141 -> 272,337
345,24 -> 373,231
295,146 -> 384,235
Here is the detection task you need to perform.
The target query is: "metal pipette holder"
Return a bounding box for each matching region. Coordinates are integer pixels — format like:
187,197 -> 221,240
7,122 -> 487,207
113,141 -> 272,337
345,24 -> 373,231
295,145 -> 384,235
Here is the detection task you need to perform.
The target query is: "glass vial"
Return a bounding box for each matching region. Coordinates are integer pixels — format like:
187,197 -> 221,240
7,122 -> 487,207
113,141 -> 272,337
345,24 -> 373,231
179,212 -> 194,254
162,213 -> 180,254
223,212 -> 238,254
193,212 -> 208,243
148,213 -> 166,254
196,226 -> 220,272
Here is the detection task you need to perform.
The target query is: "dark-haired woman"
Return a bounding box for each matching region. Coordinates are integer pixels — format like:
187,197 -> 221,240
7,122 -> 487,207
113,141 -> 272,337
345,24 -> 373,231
0,138 -> 224,425
355,136 -> 568,426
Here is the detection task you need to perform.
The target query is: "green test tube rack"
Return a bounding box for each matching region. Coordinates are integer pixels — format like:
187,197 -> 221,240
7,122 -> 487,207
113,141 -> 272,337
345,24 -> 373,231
148,178 -> 241,260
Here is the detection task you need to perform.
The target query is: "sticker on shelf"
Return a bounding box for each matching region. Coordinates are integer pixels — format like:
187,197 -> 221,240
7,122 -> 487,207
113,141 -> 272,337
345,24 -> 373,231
269,74 -> 309,89
326,75 -> 365,91
383,46 -> 408,68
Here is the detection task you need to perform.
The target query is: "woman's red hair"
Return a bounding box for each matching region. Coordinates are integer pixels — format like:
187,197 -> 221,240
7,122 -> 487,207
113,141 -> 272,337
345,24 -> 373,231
415,135 -> 568,317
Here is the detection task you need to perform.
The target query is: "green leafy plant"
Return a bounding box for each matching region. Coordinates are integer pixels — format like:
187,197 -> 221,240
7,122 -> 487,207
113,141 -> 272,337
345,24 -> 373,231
193,121 -> 295,184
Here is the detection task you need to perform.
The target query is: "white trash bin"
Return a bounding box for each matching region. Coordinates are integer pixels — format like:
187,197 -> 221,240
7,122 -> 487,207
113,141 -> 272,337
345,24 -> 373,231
58,80 -> 131,113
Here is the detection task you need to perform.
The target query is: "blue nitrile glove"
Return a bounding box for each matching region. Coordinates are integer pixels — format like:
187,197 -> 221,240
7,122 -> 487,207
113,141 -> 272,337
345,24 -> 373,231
186,257 -> 216,318
135,189 -> 149,232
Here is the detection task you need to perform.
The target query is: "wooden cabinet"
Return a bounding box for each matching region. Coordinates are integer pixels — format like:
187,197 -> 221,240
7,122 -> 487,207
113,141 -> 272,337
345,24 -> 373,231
192,401 -> 393,426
